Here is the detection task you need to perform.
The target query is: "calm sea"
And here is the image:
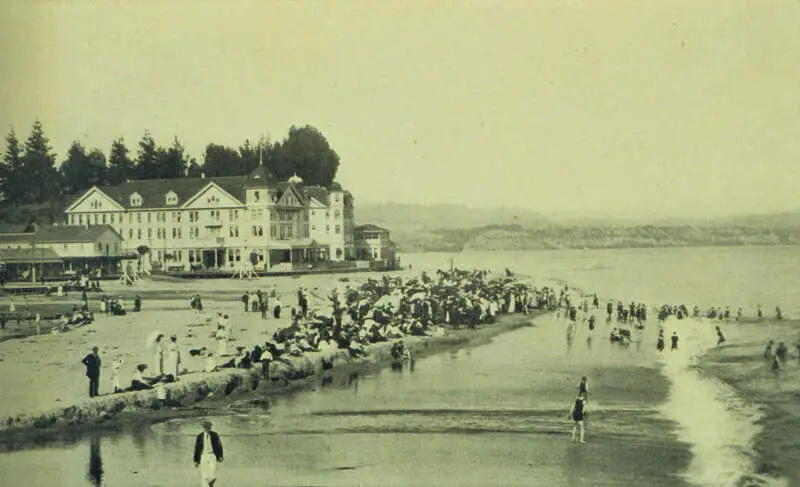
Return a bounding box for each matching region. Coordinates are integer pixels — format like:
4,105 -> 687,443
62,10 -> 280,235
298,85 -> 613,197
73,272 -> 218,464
0,246 -> 797,487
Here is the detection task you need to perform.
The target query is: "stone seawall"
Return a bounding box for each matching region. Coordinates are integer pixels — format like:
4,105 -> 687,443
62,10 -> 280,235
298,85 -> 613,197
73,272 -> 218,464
1,314 -> 536,439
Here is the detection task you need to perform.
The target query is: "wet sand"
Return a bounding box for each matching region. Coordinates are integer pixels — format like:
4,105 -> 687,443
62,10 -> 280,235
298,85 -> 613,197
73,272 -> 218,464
700,318 -> 800,486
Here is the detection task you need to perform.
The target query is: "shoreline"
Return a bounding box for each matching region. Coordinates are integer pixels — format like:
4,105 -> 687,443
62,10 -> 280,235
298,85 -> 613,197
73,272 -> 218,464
0,311 -> 539,449
694,318 -> 798,487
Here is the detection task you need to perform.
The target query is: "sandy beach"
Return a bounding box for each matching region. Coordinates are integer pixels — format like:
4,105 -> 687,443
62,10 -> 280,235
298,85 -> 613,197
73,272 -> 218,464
0,271 -> 419,429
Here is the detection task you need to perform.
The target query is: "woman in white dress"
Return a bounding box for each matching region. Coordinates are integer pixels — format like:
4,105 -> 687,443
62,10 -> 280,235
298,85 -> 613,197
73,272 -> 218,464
153,334 -> 165,377
216,325 -> 228,356
166,335 -> 180,379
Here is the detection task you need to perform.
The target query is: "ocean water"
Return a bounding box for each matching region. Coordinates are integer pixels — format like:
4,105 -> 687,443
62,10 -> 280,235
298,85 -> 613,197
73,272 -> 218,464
0,246 -> 797,486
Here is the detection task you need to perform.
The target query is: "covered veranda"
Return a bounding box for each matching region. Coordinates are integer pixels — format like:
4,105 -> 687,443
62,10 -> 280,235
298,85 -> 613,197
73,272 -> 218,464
267,240 -> 329,270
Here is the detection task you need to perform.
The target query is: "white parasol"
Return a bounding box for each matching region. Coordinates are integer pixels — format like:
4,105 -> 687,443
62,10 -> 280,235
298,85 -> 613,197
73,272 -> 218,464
375,294 -> 402,309
146,330 -> 164,349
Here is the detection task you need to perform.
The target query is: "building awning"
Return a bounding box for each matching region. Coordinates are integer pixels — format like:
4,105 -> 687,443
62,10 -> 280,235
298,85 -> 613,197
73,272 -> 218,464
266,239 -> 328,250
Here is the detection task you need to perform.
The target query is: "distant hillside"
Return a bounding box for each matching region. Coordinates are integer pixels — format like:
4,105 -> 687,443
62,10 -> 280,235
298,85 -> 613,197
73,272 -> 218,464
354,202 -> 800,252
391,224 -> 800,252
356,202 -> 548,231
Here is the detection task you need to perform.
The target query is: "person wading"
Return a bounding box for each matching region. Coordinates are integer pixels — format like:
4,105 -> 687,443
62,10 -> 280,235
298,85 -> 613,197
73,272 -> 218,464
569,392 -> 588,444
194,420 -> 223,487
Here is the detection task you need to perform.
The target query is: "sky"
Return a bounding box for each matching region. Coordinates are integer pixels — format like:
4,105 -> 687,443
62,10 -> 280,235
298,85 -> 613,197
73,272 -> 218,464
1,0 -> 798,219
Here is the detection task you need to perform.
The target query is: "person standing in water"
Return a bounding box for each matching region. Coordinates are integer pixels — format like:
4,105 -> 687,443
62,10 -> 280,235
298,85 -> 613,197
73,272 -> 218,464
577,376 -> 589,402
715,326 -> 726,346
194,420 -> 223,487
569,392 -> 587,444
656,329 -> 665,353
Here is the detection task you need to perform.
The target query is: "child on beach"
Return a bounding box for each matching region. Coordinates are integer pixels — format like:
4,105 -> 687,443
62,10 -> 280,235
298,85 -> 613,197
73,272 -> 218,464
111,359 -> 123,393
569,392 -> 587,444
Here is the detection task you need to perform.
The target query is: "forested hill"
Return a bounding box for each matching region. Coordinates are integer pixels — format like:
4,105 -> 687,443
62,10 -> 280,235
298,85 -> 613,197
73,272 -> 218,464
356,203 -> 800,252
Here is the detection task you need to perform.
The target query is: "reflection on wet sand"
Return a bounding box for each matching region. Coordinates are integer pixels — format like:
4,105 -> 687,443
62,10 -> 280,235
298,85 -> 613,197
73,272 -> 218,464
87,436 -> 103,487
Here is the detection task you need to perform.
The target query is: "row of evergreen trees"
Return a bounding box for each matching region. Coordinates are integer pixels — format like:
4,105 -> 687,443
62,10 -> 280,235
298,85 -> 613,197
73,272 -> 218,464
0,121 -> 341,209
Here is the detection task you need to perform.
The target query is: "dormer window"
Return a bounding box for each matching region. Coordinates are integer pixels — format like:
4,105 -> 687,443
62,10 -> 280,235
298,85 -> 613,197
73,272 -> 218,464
130,192 -> 143,207
165,191 -> 178,206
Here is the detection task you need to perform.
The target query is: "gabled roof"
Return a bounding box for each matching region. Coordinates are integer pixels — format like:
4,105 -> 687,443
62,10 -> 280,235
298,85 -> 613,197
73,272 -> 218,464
275,182 -> 307,206
303,186 -> 329,206
243,166 -> 278,189
97,177 -> 247,209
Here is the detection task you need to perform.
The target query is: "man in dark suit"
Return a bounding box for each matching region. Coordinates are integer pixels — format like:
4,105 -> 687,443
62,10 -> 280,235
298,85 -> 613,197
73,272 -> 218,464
81,346 -> 101,397
194,420 -> 223,487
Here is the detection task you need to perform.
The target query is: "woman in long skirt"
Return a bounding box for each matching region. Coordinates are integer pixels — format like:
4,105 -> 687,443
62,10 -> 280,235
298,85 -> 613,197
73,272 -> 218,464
153,334 -> 165,377
216,326 -> 228,356
166,335 -> 180,379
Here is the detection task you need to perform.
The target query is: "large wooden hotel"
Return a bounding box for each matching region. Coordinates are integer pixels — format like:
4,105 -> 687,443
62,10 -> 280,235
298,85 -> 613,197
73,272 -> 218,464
0,167 -> 396,279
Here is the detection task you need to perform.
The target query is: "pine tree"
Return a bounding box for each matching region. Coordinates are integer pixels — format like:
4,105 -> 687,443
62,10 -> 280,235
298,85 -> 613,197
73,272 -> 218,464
135,131 -> 158,179
21,120 -> 59,204
107,137 -> 135,185
0,128 -> 24,204
154,137 -> 188,179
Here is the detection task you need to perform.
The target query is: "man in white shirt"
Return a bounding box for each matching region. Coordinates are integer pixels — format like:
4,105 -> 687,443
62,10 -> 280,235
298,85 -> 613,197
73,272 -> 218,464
194,420 -> 223,487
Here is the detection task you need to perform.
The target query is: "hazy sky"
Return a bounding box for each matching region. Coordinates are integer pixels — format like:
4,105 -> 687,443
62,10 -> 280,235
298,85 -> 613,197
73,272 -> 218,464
1,1 -> 798,218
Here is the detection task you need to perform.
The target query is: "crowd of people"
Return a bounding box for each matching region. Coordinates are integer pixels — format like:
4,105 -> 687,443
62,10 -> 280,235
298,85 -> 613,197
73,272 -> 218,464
216,269 -> 554,378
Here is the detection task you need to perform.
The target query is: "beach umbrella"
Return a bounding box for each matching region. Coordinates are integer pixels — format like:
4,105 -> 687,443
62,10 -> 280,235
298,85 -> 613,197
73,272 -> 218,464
375,294 -> 401,308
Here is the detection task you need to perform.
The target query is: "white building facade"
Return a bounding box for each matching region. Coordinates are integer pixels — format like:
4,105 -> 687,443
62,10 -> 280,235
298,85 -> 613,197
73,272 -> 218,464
64,168 -> 356,272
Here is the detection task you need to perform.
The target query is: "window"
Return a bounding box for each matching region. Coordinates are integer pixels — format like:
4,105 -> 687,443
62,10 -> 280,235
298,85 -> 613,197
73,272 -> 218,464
101,214 -> 107,224
137,213 -> 142,223
129,192 -> 142,207
110,214 -> 115,224
147,228 -> 152,239
334,210 -> 340,219
229,226 -> 239,238
335,225 -> 341,234
254,191 -> 260,202
165,191 -> 178,206
270,224 -> 277,237
137,229 -> 142,239
177,250 -> 182,261
311,210 -> 315,216
147,213 -> 152,223
78,215 -> 84,225
128,229 -> 133,239
128,214 -> 133,224
326,225 -> 330,233
97,242 -> 102,251
173,228 -> 181,239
